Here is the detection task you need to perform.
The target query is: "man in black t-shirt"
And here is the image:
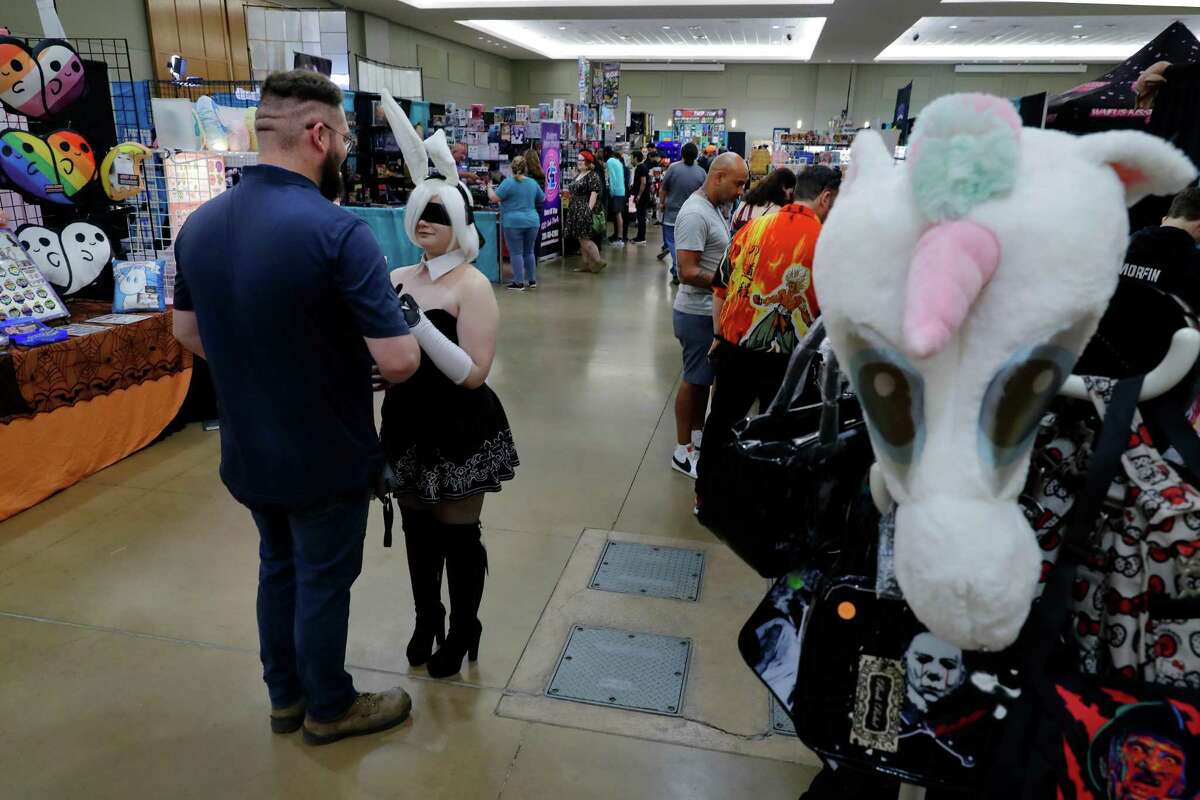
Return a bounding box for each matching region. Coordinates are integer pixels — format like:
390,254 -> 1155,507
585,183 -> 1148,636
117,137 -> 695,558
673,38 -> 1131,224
1122,185 -> 1200,310
631,150 -> 655,244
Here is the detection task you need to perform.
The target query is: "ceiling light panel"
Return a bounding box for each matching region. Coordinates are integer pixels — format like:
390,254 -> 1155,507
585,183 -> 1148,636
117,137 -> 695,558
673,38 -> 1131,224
458,17 -> 827,60
944,0 -> 1200,6
404,0 -> 829,7
878,15 -> 1200,62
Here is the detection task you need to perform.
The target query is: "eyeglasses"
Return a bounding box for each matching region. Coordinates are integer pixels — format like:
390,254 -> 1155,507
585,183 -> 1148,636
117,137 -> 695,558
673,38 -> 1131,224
306,121 -> 356,153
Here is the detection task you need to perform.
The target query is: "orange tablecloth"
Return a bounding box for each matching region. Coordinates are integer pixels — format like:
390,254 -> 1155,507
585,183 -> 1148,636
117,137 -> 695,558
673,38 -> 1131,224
0,370 -> 192,521
0,304 -> 195,521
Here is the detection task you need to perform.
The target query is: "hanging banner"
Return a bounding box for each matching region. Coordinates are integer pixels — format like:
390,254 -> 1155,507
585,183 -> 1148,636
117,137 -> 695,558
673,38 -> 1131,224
577,57 -> 591,104
602,63 -> 620,108
538,122 -> 562,260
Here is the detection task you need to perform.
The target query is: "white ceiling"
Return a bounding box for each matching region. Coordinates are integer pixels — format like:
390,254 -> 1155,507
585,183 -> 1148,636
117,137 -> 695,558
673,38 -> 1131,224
879,14 -> 1200,61
340,0 -> 1200,64
459,17 -> 827,60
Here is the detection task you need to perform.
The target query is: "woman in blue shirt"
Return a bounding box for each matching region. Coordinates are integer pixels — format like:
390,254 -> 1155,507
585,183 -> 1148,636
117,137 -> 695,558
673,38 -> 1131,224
488,156 -> 545,291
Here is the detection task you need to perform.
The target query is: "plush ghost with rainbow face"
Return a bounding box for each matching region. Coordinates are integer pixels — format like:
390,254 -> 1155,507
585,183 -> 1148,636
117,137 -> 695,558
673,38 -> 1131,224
814,93 -> 1196,651
378,90 -> 481,264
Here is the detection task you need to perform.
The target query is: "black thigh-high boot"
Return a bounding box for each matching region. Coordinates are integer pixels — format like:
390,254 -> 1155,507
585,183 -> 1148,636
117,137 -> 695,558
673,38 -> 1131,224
401,506 -> 445,666
426,521 -> 486,679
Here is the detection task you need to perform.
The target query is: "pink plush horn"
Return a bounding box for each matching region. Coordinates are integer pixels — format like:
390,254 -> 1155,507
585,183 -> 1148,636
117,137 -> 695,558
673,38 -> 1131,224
902,220 -> 1001,359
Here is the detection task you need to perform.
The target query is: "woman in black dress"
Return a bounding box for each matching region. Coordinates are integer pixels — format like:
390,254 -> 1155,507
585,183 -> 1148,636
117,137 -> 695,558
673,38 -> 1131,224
565,150 -> 606,273
378,93 -> 518,679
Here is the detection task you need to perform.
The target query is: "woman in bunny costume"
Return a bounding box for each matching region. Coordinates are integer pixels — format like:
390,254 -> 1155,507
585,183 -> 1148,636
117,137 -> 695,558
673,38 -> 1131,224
377,91 -> 519,679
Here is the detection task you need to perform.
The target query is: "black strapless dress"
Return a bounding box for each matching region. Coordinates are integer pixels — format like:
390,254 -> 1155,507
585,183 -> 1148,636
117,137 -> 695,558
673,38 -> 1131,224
380,309 -> 518,504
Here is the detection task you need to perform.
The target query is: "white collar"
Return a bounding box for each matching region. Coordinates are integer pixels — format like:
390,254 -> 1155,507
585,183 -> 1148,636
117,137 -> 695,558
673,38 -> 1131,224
422,249 -> 466,282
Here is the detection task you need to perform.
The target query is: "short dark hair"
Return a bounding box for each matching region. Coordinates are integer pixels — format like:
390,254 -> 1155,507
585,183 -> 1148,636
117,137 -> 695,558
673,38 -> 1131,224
602,146 -> 614,159
681,142 -> 698,165
261,69 -> 343,109
1168,185 -> 1200,221
631,152 -> 643,164
794,165 -> 841,202
744,168 -> 797,208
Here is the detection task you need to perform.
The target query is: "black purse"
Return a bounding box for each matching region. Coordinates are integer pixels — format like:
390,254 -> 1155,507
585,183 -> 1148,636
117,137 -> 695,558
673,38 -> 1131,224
988,375 -> 1200,799
696,322 -> 875,578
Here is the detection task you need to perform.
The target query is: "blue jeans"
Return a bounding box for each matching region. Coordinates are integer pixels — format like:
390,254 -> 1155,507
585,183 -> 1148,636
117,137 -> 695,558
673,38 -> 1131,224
504,225 -> 539,285
251,491 -> 369,723
663,223 -> 678,278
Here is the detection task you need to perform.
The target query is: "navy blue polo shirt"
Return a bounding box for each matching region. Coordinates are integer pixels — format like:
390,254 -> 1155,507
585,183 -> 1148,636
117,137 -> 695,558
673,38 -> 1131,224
173,164 -> 409,510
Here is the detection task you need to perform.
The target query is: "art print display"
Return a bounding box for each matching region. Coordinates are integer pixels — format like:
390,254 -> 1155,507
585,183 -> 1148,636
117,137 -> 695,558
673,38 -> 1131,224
0,229 -> 67,322
0,37 -> 86,120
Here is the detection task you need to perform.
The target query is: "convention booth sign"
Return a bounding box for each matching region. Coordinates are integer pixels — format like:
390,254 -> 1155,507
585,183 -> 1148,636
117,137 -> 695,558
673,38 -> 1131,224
1047,21 -> 1200,134
538,122 -> 562,260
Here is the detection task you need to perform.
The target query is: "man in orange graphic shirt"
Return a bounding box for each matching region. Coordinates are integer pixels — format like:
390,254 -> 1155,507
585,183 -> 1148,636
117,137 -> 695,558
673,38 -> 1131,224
698,165 -> 840,481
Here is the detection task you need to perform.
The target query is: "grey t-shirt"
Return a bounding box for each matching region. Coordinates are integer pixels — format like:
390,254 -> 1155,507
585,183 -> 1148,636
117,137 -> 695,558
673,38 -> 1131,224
672,190 -> 730,317
662,162 -> 708,225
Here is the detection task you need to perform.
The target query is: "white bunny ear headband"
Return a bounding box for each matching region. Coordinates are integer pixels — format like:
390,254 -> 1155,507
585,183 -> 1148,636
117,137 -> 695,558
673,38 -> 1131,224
380,90 -> 482,270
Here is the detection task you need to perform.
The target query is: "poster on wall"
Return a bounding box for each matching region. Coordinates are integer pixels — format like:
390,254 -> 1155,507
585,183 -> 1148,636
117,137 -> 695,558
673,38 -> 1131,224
538,122 -> 561,260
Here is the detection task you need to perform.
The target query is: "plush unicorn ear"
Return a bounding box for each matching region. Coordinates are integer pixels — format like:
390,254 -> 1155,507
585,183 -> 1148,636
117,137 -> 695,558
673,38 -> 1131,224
424,128 -> 460,188
1077,130 -> 1197,207
846,130 -> 893,187
380,90 -> 428,183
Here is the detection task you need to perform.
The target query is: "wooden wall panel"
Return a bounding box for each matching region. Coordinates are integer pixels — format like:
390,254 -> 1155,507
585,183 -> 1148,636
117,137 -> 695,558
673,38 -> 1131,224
201,0 -> 230,62
146,0 -> 252,81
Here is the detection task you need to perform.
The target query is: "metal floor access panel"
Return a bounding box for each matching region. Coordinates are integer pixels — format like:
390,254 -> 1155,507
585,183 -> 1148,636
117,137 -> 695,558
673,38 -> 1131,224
546,625 -> 692,716
588,541 -> 705,601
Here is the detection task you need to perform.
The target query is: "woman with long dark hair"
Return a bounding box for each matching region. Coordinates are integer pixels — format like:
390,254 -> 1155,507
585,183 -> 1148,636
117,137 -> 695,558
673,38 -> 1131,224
731,168 -> 797,234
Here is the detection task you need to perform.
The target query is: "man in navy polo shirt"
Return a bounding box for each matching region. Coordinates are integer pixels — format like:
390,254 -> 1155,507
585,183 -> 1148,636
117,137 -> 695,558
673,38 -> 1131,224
172,70 -> 420,745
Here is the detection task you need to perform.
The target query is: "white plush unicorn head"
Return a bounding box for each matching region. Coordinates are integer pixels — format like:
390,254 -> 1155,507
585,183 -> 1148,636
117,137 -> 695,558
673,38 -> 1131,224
379,89 -> 481,262
814,93 -> 1196,651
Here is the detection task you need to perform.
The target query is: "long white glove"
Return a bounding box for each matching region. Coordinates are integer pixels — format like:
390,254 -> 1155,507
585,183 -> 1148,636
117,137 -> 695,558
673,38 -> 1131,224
399,293 -> 473,385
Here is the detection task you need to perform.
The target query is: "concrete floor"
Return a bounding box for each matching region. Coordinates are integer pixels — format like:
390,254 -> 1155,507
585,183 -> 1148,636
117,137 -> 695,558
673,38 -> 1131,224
0,231 -> 819,799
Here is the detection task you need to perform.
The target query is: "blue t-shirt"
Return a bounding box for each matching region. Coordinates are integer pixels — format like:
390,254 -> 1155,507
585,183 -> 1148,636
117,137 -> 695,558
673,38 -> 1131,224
495,175 -> 544,230
606,157 -> 626,197
173,165 -> 409,510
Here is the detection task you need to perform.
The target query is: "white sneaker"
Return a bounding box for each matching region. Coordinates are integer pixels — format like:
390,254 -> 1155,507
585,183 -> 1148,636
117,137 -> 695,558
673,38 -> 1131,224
671,448 -> 699,479
611,240 -> 626,248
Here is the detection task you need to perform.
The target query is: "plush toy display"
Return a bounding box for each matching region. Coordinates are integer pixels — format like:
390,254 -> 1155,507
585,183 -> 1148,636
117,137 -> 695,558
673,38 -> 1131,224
0,127 -> 97,205
112,258 -> 166,312
813,93 -> 1196,651
100,141 -> 151,200
379,89 -> 482,263
0,37 -> 86,120
194,95 -> 229,152
16,221 -> 111,294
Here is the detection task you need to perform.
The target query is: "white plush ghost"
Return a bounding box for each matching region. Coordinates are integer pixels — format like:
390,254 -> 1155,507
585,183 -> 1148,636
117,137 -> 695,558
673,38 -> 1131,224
16,224 -> 69,288
60,221 -> 111,294
814,93 -> 1197,651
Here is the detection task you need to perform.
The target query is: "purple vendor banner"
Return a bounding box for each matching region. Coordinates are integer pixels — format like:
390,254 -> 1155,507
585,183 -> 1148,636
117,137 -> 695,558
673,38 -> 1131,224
538,122 -> 561,260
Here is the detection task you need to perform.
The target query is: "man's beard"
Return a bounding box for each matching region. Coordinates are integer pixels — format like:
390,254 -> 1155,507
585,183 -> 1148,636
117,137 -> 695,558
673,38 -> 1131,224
320,152 -> 344,201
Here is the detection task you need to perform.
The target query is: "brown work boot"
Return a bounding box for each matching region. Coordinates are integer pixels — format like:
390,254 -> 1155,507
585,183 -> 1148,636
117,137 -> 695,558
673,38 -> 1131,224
301,688 -> 413,746
269,699 -> 306,734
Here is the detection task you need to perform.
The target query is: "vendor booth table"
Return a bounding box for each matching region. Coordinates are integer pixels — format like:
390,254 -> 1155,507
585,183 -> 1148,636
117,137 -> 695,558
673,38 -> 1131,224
0,304 -> 192,521
346,206 -> 502,282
